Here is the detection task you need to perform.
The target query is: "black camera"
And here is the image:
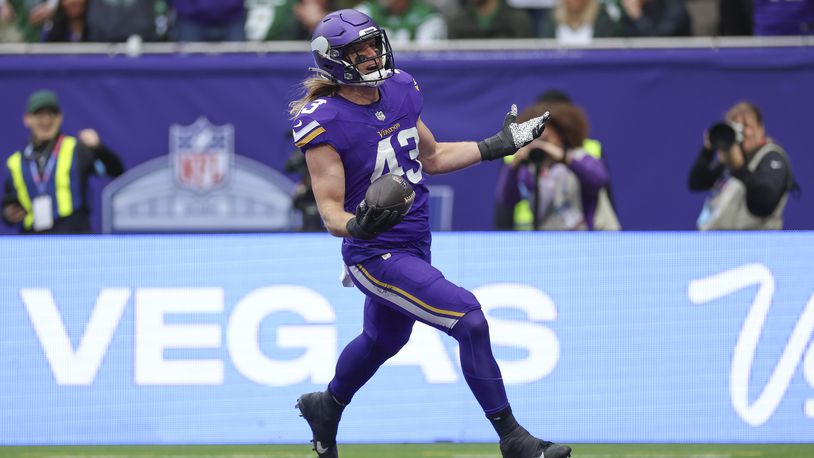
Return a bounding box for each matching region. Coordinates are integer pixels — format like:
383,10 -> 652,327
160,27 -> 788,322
527,148 -> 547,165
285,150 -> 308,175
708,121 -> 744,151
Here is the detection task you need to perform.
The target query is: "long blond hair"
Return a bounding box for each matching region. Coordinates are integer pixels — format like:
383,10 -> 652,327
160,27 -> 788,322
288,77 -> 341,118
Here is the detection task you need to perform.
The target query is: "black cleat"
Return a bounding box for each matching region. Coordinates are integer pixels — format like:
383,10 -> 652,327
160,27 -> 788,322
296,391 -> 344,458
499,426 -> 572,458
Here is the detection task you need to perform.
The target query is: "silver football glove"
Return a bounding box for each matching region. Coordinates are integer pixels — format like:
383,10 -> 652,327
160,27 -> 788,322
477,104 -> 550,161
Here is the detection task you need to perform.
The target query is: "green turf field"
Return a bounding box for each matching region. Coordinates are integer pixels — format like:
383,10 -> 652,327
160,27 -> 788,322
1,444 -> 811,458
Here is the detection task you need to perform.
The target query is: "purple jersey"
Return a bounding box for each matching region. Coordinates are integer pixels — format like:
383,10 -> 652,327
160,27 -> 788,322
292,70 -> 431,263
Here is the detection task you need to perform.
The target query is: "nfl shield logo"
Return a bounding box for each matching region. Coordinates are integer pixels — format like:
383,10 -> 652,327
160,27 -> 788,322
375,111 -> 386,121
170,117 -> 234,193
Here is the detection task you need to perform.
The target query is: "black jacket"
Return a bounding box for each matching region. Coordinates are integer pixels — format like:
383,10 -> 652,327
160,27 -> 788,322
688,144 -> 794,218
2,135 -> 124,234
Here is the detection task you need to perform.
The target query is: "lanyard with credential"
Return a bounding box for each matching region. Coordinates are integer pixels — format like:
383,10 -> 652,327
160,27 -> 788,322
25,135 -> 64,196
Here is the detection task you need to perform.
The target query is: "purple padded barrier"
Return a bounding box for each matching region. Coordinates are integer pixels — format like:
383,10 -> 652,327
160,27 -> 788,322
0,47 -> 811,233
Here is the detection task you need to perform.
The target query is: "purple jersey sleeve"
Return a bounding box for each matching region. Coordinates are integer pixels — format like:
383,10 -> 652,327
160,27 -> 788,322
400,70 -> 423,117
292,98 -> 350,155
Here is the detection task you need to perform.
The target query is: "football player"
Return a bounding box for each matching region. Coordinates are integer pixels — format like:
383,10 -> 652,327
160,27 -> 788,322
289,9 -> 568,458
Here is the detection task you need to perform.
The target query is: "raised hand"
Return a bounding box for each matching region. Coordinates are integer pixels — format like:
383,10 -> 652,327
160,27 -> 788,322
477,104 -> 550,161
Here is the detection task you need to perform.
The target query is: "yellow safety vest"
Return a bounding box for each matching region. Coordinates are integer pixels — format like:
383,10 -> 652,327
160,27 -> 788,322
6,136 -> 77,230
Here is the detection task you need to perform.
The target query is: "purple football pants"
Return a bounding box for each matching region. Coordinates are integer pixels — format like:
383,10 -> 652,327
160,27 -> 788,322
328,251 -> 509,415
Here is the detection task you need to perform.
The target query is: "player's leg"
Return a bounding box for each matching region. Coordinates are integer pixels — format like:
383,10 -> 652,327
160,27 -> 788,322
451,310 -> 571,458
297,296 -> 415,458
349,253 -> 510,412
348,253 -> 570,458
330,296 -> 415,402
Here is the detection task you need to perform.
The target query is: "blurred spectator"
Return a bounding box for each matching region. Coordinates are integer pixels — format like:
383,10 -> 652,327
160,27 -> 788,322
0,0 -> 24,41
85,0 -> 158,42
42,0 -> 87,42
537,0 -> 626,43
169,0 -> 246,42
689,101 -> 796,230
683,0 -> 715,36
447,0 -> 534,38
246,0 -> 331,41
2,90 -> 125,234
495,101 -> 618,230
620,0 -> 691,36
752,0 -> 814,36
355,0 -> 447,44
718,0 -> 751,35
6,0 -> 57,42
494,90 -> 618,230
504,0 -> 557,37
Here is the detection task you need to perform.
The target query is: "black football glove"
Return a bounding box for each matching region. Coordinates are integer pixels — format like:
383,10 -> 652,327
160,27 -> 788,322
346,201 -> 404,240
477,104 -> 550,161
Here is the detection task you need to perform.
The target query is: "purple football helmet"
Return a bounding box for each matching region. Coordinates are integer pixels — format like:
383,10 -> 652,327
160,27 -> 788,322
310,9 -> 395,87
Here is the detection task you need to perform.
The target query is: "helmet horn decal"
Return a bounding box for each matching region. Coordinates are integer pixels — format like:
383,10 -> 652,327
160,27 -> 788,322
309,10 -> 395,87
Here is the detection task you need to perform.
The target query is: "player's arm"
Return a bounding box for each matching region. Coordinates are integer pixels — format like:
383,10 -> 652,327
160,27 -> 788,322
305,143 -> 400,239
418,104 -> 550,174
304,143 -> 355,237
417,117 -> 481,175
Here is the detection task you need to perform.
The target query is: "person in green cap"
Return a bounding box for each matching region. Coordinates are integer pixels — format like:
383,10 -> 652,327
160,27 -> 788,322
2,89 -> 125,233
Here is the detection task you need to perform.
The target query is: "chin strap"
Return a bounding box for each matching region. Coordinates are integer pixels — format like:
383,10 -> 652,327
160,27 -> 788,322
309,67 -> 338,82
309,65 -> 391,87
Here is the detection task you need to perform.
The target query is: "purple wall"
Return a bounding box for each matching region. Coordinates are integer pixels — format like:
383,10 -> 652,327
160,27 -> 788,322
1,47 -> 812,233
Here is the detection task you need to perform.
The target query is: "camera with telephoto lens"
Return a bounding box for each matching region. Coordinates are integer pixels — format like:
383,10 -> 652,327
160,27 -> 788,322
526,148 -> 547,165
708,121 -> 744,151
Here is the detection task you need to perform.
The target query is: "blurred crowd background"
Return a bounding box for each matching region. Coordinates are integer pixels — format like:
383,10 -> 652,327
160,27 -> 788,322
0,1 -> 811,236
0,0 -> 811,45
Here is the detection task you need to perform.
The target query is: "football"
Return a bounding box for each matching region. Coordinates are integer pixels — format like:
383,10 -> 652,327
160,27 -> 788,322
364,173 -> 416,216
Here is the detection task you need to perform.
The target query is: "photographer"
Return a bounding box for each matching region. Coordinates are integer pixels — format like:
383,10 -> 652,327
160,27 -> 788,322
689,101 -> 795,230
495,101 -> 614,230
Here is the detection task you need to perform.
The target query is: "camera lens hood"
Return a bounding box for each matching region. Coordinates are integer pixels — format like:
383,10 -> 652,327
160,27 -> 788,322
709,122 -> 737,151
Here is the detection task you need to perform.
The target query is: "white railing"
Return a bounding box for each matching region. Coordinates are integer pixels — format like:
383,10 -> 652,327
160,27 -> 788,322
0,35 -> 812,55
